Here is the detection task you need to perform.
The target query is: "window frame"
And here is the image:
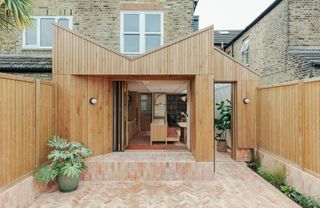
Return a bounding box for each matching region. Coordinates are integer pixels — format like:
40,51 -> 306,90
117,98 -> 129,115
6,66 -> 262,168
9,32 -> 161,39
120,11 -> 164,54
22,16 -> 73,50
241,37 -> 250,65
140,93 -> 153,116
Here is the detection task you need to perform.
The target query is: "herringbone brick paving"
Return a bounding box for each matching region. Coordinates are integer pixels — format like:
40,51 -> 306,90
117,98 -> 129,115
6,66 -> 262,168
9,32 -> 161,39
29,161 -> 299,208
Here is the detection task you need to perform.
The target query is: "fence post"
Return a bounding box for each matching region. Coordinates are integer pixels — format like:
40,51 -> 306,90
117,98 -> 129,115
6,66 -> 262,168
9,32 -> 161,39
298,80 -> 304,169
35,80 -> 41,167
53,82 -> 58,135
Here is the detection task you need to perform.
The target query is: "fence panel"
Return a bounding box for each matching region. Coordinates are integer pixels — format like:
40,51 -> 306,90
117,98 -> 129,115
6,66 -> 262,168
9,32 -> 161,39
257,82 -> 303,166
303,80 -> 320,177
0,74 -> 56,189
257,79 -> 320,178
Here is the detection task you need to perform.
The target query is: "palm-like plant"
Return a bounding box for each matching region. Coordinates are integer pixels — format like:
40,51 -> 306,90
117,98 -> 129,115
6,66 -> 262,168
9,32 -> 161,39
214,99 -> 231,141
0,0 -> 33,45
34,136 -> 92,185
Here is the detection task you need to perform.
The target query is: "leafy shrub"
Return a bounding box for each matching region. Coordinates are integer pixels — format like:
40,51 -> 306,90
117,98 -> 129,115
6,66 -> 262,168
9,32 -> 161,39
281,185 -> 320,208
281,185 -> 300,199
34,135 -> 92,184
257,166 -> 286,189
252,164 -> 320,208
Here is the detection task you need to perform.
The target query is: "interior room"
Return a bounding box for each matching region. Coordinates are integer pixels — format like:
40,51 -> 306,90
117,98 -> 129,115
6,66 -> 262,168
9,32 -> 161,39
124,80 -> 189,150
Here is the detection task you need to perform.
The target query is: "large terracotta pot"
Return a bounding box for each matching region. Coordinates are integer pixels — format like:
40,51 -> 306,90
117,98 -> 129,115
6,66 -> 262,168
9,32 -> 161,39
217,140 -> 227,152
57,174 -> 80,193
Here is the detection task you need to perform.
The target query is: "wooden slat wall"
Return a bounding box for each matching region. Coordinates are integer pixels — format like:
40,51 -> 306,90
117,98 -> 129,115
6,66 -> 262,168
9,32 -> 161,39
0,74 -> 56,189
211,49 -> 260,148
257,79 -> 320,178
53,24 -> 261,161
190,75 -> 214,161
55,75 -> 112,156
53,25 -> 211,75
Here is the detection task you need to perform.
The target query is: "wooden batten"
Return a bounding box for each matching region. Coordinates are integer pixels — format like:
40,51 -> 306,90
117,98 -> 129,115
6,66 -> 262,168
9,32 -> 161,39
53,24 -> 261,161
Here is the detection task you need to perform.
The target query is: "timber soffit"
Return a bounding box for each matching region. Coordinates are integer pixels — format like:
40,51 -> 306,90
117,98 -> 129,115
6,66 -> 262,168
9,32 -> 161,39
53,23 -> 213,62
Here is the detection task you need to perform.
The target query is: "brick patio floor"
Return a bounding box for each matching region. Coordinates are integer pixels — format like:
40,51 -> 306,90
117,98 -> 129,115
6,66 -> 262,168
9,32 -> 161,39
29,161 -> 299,208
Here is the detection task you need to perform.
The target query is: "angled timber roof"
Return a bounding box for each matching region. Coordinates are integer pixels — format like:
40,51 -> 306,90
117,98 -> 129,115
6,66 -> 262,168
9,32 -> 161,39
53,23 -> 260,80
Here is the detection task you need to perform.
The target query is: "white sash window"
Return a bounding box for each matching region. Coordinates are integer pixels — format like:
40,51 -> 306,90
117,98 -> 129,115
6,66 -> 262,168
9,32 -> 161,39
23,16 -> 73,49
121,11 -> 164,54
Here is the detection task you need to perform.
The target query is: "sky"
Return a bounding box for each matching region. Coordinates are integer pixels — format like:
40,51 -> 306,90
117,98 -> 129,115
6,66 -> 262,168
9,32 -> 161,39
194,0 -> 276,30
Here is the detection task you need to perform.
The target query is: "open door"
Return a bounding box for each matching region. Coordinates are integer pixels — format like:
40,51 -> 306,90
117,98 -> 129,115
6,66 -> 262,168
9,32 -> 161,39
112,81 -> 128,152
214,83 -> 236,162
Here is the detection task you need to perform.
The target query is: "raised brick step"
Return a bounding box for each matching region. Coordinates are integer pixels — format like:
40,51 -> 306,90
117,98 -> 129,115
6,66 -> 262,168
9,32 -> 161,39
81,152 -> 215,181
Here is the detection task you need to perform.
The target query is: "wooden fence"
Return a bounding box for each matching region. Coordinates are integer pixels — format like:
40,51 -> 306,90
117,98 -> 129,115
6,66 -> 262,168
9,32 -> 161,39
0,73 -> 56,189
257,78 -> 320,178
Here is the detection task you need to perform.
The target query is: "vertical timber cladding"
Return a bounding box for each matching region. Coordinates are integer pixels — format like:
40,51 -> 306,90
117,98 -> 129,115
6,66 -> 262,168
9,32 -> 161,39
190,75 -> 215,161
54,75 -> 112,156
53,24 -> 260,161
211,49 -> 260,149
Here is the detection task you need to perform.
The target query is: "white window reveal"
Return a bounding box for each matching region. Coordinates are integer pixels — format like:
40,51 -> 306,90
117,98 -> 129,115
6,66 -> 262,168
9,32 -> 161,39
121,11 -> 164,54
23,16 -> 73,49
241,37 -> 250,65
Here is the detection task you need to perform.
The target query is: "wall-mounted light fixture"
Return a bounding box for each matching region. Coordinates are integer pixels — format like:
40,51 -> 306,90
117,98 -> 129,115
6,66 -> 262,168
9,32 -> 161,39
89,97 -> 97,105
243,97 -> 250,104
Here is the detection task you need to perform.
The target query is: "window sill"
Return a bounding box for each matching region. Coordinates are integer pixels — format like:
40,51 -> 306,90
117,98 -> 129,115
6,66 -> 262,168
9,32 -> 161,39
22,48 -> 52,51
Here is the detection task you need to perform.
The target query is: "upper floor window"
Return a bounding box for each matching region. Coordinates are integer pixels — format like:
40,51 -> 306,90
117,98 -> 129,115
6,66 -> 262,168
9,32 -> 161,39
23,16 -> 73,49
120,11 -> 163,54
241,37 -> 250,65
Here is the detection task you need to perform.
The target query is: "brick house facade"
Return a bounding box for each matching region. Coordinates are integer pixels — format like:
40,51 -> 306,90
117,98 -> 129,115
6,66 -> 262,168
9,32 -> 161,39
0,0 -> 198,79
225,0 -> 320,85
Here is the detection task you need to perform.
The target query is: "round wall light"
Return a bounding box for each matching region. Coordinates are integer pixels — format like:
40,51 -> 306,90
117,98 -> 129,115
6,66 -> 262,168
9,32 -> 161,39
89,97 -> 97,105
243,97 -> 250,104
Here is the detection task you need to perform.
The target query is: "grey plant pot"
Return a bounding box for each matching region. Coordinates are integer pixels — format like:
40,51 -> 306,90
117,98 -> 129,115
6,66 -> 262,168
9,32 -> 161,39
57,174 -> 80,193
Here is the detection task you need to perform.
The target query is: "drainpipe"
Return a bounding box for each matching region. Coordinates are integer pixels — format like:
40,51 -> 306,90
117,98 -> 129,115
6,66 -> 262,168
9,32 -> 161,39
231,42 -> 234,58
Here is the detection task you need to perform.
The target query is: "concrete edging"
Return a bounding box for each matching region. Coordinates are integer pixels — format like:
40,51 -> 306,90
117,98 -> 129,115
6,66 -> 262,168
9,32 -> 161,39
258,150 -> 320,197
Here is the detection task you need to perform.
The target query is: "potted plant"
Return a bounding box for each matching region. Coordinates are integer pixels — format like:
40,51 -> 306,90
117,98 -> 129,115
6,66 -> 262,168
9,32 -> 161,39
214,99 -> 231,152
34,135 -> 92,192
